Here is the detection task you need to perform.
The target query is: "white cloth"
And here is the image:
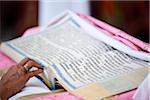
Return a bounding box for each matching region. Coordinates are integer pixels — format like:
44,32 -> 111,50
133,74 -> 150,100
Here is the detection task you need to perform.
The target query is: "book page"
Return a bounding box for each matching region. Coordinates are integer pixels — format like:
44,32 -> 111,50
68,11 -> 150,61
53,50 -> 149,90
9,77 -> 51,100
6,20 -> 113,66
4,16 -> 150,98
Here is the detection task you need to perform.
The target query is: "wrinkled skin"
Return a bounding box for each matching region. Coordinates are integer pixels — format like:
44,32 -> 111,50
0,58 -> 43,100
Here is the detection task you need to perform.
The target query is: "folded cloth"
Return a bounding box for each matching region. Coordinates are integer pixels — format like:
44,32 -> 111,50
23,27 -> 41,37
77,13 -> 150,53
0,52 -> 16,69
133,74 -> 150,100
32,92 -> 82,100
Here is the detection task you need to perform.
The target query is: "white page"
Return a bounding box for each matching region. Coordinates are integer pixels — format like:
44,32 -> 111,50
44,10 -> 150,61
53,50 -> 149,90
68,11 -> 150,61
6,18 -> 149,90
4,11 -> 150,97
9,77 -> 50,100
7,20 -> 114,66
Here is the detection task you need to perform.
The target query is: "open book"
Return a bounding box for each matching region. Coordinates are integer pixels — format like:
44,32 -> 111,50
0,11 -> 149,100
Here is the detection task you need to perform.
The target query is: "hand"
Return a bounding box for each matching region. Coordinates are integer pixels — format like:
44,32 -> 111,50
0,58 -> 43,100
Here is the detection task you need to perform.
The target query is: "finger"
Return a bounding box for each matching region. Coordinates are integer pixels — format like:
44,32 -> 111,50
19,58 -> 31,66
26,69 -> 43,78
24,60 -> 43,69
29,59 -> 43,69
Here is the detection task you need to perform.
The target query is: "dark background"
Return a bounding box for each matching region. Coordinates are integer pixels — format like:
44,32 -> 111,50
91,1 -> 149,43
0,1 -> 149,43
0,1 -> 38,42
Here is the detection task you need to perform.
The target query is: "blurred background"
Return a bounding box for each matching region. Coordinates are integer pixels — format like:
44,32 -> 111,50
0,1 -> 149,43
